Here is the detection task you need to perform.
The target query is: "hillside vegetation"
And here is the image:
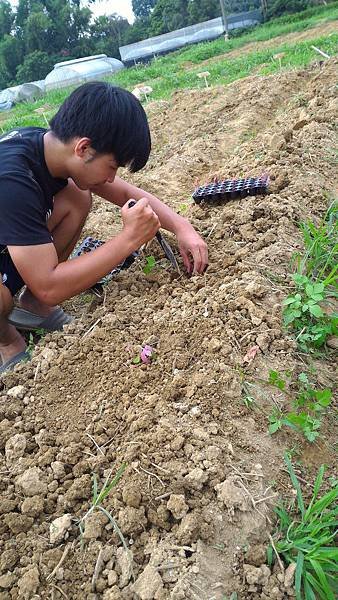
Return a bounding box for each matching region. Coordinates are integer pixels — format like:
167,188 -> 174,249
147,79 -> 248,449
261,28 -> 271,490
0,2 -> 337,133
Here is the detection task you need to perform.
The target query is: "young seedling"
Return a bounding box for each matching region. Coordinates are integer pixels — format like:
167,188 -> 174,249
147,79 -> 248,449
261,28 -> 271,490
26,328 -> 46,356
268,454 -> 338,600
143,255 -> 156,275
76,464 -> 134,578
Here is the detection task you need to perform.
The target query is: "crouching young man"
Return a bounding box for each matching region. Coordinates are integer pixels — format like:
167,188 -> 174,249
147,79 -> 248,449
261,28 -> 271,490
0,82 -> 208,374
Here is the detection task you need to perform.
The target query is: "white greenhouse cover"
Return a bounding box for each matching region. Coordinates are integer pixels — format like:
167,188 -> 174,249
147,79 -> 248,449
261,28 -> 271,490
0,80 -> 45,111
45,54 -> 124,91
119,11 -> 262,63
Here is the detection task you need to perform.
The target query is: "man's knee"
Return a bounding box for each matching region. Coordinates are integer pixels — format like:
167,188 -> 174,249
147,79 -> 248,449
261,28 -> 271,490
64,183 -> 92,222
50,181 -> 92,230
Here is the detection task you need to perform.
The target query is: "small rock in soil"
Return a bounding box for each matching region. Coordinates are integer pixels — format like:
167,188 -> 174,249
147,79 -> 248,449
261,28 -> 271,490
15,467 -> 47,497
167,494 -> 189,519
50,514 -> 72,545
133,565 -> 163,600
17,565 -> 40,599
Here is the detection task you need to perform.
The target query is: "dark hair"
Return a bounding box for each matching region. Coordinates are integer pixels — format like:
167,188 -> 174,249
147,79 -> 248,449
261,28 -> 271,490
49,82 -> 151,172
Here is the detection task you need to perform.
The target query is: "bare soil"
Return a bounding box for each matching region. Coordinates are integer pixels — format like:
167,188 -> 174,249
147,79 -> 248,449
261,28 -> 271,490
0,50 -> 337,600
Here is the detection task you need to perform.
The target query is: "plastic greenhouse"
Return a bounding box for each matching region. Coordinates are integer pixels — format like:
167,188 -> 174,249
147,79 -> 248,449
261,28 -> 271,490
44,54 -> 124,92
0,81 -> 45,111
119,11 -> 262,64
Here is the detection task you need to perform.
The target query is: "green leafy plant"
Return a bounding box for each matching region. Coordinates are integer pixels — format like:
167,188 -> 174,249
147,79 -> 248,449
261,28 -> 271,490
282,273 -> 337,351
268,454 -> 338,600
268,370 -> 332,442
284,202 -> 338,351
142,255 -> 156,274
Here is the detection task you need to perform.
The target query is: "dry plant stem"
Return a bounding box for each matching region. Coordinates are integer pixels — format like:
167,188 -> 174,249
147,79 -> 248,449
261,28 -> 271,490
83,317 -> 101,338
34,362 -> 40,382
141,454 -> 170,474
92,547 -> 104,591
255,494 -> 277,505
47,544 -> 71,582
50,584 -> 70,600
268,533 -> 284,572
138,465 -> 165,487
85,433 -> 104,456
236,478 -> 272,524
154,491 -> 172,501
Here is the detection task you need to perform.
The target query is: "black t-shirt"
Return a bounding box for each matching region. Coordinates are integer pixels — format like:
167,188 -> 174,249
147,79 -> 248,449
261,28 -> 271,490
0,127 -> 68,253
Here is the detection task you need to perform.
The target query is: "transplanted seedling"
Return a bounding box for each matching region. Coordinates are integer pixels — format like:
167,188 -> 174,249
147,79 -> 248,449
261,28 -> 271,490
143,255 -> 156,274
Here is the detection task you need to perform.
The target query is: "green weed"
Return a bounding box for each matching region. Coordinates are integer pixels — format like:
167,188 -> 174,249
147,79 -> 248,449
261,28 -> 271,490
268,370 -> 332,442
26,328 -> 47,356
77,464 -> 133,575
268,454 -> 338,600
282,273 -> 337,351
298,201 -> 338,280
283,202 -> 338,351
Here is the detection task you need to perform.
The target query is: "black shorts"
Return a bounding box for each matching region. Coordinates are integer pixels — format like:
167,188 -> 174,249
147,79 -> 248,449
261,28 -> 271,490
0,250 -> 24,296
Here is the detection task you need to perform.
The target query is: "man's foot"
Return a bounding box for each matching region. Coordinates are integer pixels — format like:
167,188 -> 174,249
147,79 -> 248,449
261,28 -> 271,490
0,350 -> 30,375
8,287 -> 73,332
0,324 -> 26,366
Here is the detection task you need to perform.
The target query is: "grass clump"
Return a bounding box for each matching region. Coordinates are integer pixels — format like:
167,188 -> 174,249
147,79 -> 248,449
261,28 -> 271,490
269,454 -> 338,600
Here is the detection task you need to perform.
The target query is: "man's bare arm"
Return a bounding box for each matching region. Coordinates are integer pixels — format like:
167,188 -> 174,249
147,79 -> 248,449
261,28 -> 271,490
8,199 -> 160,305
92,177 -> 208,274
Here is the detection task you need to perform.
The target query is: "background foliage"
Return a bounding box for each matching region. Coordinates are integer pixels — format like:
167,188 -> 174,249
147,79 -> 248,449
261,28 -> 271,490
0,0 -> 333,87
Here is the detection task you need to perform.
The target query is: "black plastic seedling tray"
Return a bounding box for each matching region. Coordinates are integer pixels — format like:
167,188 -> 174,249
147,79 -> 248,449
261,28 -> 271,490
73,237 -> 138,294
192,175 -> 269,204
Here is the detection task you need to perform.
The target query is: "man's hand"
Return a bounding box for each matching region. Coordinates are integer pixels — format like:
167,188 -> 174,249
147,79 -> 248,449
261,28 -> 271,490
176,225 -> 208,275
121,197 -> 160,248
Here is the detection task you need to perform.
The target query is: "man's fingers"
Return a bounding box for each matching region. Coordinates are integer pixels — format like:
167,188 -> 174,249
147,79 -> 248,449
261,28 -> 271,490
180,248 -> 193,274
200,243 -> 209,273
191,246 -> 203,275
191,244 -> 208,274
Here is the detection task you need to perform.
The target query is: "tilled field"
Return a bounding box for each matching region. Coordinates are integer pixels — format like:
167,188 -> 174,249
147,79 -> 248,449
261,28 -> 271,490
0,56 -> 337,600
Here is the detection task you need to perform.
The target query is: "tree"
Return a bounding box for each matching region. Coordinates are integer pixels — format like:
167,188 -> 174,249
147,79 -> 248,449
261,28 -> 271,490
24,11 -> 53,53
121,16 -> 151,45
150,0 -> 189,35
0,0 -> 14,37
15,50 -> 54,83
90,14 -> 130,58
187,0 -> 221,24
266,0 -> 310,19
132,0 -> 157,19
0,35 -> 24,82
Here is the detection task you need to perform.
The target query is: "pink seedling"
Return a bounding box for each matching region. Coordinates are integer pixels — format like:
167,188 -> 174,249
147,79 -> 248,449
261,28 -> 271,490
140,345 -> 154,364
132,344 -> 155,365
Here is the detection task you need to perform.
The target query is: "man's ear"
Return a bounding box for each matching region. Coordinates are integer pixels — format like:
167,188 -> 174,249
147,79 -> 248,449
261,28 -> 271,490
74,137 -> 93,159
